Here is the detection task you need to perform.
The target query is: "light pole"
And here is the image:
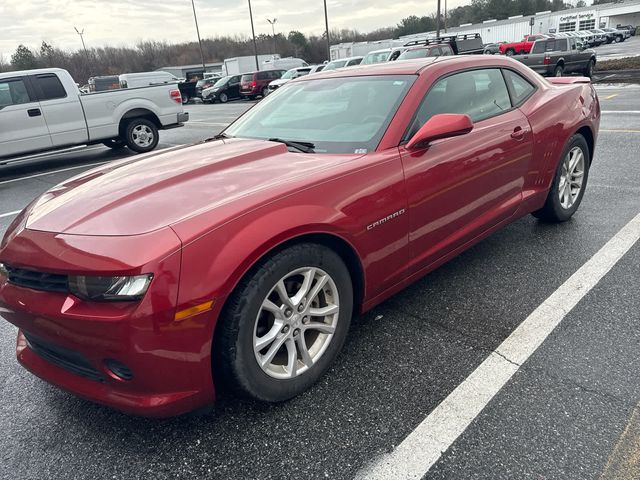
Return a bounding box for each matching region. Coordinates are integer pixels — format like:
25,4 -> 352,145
247,0 -> 260,70
267,18 -> 277,55
444,0 -> 447,33
323,0 -> 331,61
74,27 -> 90,60
436,0 -> 441,38
190,0 -> 207,73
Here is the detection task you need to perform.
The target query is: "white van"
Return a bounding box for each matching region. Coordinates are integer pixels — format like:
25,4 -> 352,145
261,57 -> 308,71
119,71 -> 180,89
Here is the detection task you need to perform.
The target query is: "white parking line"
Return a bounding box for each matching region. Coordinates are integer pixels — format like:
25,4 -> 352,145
601,110 -> 640,114
357,212 -> 640,480
0,162 -> 106,186
0,210 -> 21,219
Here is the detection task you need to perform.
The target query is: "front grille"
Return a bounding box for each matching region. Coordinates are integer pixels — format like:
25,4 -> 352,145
5,265 -> 69,293
24,332 -> 104,383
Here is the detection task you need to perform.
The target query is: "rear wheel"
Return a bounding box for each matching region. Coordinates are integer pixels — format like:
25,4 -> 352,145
554,65 -> 564,77
102,138 -> 126,150
214,243 -> 353,402
181,94 -> 190,105
532,134 -> 590,222
262,87 -> 269,97
505,48 -> 515,56
123,118 -> 159,153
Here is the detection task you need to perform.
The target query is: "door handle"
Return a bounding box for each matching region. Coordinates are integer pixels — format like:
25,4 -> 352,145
27,108 -> 41,117
511,126 -> 525,140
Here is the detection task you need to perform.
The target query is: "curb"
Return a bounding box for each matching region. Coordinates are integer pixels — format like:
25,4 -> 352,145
593,69 -> 640,82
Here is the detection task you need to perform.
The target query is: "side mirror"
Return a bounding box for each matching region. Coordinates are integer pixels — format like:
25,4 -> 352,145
406,113 -> 473,150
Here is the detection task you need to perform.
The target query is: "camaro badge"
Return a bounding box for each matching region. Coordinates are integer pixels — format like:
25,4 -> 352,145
367,209 -> 406,231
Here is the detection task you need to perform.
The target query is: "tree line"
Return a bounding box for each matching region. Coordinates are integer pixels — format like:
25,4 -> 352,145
1,0 -> 579,82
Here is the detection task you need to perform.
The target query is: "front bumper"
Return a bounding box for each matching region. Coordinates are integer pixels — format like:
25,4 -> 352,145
0,227 -> 217,417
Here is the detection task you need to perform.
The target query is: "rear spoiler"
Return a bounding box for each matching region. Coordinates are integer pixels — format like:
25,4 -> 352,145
547,77 -> 591,85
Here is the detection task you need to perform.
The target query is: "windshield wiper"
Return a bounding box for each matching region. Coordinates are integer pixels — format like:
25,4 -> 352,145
268,138 -> 315,153
205,132 -> 233,142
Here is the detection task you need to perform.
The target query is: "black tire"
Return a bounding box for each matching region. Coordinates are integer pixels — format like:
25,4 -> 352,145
505,48 -> 515,56
181,94 -> 190,105
214,243 -> 353,402
554,65 -> 564,77
532,134 -> 590,223
102,138 -> 126,150
123,118 -> 159,153
614,35 -> 622,43
219,92 -> 228,103
262,87 -> 269,98
584,59 -> 595,78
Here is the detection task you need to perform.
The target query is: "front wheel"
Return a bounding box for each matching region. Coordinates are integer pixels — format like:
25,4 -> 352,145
532,134 -> 590,222
124,118 -> 159,153
219,92 -> 228,103
584,59 -> 595,78
214,243 -> 353,402
505,49 -> 515,56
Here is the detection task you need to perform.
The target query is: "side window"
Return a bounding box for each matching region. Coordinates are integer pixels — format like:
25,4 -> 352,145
230,76 -> 239,85
569,38 -> 576,50
0,78 -> 32,107
429,47 -> 442,57
32,74 -> 66,101
405,68 -> 512,141
531,41 -> 546,54
503,70 -> 536,106
441,46 -> 453,56
257,72 -> 267,81
559,39 -> 569,51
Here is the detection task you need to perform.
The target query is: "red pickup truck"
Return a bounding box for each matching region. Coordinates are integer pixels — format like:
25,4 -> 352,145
499,34 -> 548,55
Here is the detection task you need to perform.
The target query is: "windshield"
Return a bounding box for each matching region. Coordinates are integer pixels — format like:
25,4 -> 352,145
224,75 -> 415,154
397,49 -> 428,60
362,51 -> 390,65
281,69 -> 299,79
213,77 -> 229,88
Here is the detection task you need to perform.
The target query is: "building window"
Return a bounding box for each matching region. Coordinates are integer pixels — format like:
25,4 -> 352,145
559,22 -> 576,32
579,19 -> 595,30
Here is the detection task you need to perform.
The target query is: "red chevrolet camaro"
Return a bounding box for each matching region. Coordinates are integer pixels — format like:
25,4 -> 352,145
0,56 -> 599,417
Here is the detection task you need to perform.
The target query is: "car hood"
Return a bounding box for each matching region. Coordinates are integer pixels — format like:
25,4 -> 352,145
270,78 -> 290,87
24,139 -> 361,237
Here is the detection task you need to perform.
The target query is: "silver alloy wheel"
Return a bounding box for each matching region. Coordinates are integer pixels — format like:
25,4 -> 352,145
253,267 -> 339,379
131,124 -> 154,148
558,146 -> 585,209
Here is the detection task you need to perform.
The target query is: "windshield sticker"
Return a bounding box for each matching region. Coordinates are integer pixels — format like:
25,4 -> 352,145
354,148 -> 368,154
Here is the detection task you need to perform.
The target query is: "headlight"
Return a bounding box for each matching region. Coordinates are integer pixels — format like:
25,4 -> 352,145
0,262 -> 8,279
68,274 -> 153,301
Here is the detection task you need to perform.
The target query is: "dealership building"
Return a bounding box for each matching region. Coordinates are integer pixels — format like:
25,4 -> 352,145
331,0 -> 640,58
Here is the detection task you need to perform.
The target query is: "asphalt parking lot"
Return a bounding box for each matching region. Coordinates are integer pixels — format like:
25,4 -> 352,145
1,83 -> 639,480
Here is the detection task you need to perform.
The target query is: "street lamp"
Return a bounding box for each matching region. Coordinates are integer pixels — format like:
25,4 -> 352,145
247,0 -> 260,70
436,0 -> 441,38
74,27 -> 90,60
323,0 -> 331,61
190,0 -> 207,73
266,18 -> 277,55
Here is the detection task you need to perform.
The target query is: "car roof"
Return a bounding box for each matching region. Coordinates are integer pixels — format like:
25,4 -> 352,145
296,55 -> 533,81
405,43 -> 449,51
329,56 -> 363,63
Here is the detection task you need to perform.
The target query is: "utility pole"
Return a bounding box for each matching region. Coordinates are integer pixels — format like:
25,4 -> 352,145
248,0 -> 260,70
323,0 -> 331,61
267,18 -> 277,55
444,0 -> 448,33
190,0 -> 207,73
436,0 -> 441,38
74,27 -> 90,60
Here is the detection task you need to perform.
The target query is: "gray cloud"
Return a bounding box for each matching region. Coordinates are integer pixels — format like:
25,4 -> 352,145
0,0 -> 466,57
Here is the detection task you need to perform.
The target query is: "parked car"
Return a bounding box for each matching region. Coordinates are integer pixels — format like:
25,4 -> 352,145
483,42 -> 506,54
307,64 -> 326,74
0,55 -> 600,417
616,24 -> 636,36
266,66 -> 313,94
397,44 -> 454,60
590,28 -> 614,44
601,28 -> 626,43
500,34 -> 548,55
195,78 -> 217,99
579,30 -> 605,46
361,47 -> 406,64
178,80 -> 198,105
119,71 -> 180,89
323,56 -> 364,71
516,37 -> 596,77
201,75 -> 242,103
405,34 -> 485,55
240,69 -> 286,99
0,68 -> 188,160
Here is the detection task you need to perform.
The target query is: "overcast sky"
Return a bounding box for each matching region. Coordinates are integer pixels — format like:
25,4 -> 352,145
0,0 -> 467,57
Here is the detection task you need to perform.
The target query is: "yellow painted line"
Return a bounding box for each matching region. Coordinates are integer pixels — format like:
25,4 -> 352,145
604,94 -> 619,100
599,404 -> 640,480
600,129 -> 640,133
174,300 -> 214,321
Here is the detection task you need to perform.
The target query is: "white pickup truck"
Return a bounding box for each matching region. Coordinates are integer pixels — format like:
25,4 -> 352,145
0,68 -> 189,161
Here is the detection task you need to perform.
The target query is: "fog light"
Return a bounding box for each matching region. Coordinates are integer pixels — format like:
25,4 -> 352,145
104,359 -> 133,381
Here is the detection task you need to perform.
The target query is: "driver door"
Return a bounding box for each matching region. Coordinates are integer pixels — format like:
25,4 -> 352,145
400,68 -> 533,275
